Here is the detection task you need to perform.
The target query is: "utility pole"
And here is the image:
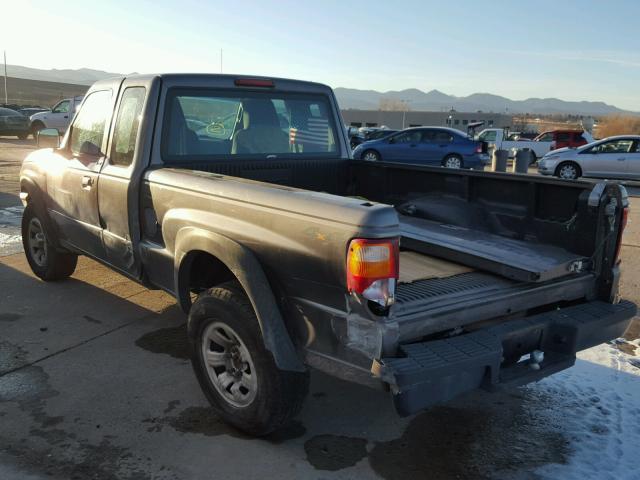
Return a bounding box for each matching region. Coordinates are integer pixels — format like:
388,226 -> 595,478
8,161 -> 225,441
401,99 -> 411,129
220,49 -> 223,74
3,50 -> 7,105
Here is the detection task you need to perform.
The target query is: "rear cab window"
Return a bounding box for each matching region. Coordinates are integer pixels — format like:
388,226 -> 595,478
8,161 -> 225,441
161,89 -> 338,161
110,87 -> 146,167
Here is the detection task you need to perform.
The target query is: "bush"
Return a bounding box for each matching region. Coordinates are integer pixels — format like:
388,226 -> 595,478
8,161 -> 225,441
596,115 -> 640,138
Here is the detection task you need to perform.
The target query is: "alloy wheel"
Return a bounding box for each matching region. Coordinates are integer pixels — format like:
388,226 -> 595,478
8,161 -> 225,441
444,156 -> 462,168
558,164 -> 578,179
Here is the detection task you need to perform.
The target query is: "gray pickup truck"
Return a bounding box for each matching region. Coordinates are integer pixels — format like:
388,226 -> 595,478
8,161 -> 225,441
20,74 -> 635,435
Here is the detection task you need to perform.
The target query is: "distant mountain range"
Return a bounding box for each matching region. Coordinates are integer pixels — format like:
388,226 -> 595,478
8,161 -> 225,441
334,87 -> 635,116
4,64 -> 128,85
3,65 -> 633,116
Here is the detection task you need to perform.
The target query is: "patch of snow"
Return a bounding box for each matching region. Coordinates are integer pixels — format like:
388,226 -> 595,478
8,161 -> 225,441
0,206 -> 24,256
532,342 -> 640,480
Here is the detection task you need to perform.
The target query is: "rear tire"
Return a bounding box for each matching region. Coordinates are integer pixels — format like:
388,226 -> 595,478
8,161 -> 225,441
362,149 -> 380,162
442,154 -> 463,169
555,161 -> 581,180
188,282 -> 309,436
21,204 -> 78,281
17,133 -> 28,140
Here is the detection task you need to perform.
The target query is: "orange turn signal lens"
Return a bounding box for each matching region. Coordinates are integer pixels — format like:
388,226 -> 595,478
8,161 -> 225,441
347,238 -> 399,295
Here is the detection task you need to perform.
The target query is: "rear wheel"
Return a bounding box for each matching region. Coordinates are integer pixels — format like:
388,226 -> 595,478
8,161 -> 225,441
21,204 -> 78,281
442,154 -> 463,169
188,282 -> 309,436
362,149 -> 380,162
17,133 -> 28,140
555,161 -> 581,180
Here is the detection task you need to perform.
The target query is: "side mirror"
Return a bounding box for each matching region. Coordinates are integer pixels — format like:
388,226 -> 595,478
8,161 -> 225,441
388,137 -> 395,144
37,128 -> 60,149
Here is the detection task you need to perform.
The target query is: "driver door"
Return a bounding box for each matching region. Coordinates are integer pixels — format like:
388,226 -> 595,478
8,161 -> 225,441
47,88 -> 116,259
386,130 -> 423,162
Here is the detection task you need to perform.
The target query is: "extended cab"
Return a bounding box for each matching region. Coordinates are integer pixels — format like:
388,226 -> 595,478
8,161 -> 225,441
29,95 -> 84,137
20,74 -> 635,435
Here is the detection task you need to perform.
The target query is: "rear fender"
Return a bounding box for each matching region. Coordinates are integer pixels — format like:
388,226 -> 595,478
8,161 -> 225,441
174,227 -> 305,372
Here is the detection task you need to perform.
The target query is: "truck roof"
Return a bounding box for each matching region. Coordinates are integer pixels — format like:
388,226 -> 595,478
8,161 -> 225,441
90,73 -> 332,92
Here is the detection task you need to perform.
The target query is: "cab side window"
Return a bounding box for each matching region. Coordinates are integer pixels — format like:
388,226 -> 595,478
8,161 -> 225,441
537,133 -> 554,142
52,100 -> 70,114
70,90 -> 112,156
111,87 -> 146,166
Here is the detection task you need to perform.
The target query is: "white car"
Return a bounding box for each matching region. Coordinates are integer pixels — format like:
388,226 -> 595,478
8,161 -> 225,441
538,135 -> 640,180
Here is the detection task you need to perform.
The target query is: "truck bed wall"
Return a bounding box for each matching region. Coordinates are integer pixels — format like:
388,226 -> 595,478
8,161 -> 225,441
349,161 -> 600,259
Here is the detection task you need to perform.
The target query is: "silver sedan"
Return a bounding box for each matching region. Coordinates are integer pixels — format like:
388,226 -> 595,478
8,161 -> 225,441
538,135 -> 640,180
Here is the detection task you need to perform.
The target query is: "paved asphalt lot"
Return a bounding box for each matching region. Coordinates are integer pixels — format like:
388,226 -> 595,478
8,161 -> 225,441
0,138 -> 639,480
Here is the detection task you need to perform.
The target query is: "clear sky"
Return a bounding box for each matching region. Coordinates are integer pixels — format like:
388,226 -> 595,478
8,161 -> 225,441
3,0 -> 640,110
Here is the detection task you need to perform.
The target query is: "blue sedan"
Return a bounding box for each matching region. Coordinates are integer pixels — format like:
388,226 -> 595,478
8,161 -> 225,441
352,127 -> 490,169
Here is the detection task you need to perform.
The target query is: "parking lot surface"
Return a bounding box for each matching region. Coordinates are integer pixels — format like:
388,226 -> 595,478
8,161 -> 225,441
1,137 -> 639,479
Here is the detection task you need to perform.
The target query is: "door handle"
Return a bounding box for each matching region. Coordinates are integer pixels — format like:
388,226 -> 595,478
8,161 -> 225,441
617,157 -> 626,161
81,176 -> 93,188
64,115 -> 69,118
409,144 -> 417,148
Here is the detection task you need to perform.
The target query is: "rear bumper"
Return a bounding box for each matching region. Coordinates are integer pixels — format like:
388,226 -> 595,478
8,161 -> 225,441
379,299 -> 636,416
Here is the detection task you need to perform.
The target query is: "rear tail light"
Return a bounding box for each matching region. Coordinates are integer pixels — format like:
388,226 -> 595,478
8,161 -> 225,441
347,238 -> 399,307
475,143 -> 482,154
614,206 -> 629,264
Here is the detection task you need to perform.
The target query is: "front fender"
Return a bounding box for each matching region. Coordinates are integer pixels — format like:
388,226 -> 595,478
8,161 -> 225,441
174,227 -> 305,372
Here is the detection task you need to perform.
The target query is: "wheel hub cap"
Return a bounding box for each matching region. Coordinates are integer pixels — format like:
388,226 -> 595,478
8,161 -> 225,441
201,322 -> 257,408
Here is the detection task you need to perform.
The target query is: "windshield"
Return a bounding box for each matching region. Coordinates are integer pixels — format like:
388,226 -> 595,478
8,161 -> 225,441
162,89 -> 338,160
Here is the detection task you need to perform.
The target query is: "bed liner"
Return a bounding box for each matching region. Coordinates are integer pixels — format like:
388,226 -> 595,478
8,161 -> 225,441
400,215 -> 588,283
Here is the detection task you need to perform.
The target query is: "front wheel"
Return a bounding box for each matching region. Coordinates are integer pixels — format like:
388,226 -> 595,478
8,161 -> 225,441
362,149 -> 380,162
188,282 -> 309,436
21,204 -> 78,281
442,154 -> 463,169
555,162 -> 581,180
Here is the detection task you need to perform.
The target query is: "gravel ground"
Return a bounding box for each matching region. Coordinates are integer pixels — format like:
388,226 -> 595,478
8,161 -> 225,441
0,137 -> 638,480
